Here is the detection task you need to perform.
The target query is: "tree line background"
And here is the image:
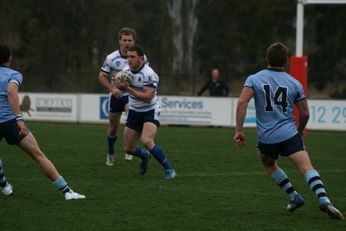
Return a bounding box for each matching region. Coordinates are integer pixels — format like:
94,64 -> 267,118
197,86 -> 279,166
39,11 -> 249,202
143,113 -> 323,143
1,0 -> 346,98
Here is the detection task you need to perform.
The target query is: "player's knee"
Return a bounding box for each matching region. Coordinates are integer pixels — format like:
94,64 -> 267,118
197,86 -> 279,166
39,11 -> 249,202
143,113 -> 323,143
264,161 -> 276,168
298,165 -> 314,175
261,160 -> 277,175
123,145 -> 135,154
265,165 -> 278,176
108,127 -> 117,135
140,137 -> 154,150
260,156 -> 276,168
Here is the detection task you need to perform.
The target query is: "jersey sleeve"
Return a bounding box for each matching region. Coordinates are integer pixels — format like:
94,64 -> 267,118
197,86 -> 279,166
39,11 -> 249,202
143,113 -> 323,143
143,73 -> 158,88
122,65 -> 130,72
294,81 -> 306,102
144,55 -> 149,66
101,56 -> 111,75
244,75 -> 254,89
9,72 -> 23,86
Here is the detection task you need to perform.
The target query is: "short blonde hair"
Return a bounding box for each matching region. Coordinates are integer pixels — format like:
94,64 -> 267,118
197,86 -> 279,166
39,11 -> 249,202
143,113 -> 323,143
118,27 -> 137,41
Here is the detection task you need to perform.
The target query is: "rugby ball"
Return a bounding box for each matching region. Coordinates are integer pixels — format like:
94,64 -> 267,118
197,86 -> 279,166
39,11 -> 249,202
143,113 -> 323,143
115,71 -> 131,83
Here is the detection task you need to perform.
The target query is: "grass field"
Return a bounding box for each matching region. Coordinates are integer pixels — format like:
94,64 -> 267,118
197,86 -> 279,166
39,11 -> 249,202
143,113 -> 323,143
0,122 -> 345,230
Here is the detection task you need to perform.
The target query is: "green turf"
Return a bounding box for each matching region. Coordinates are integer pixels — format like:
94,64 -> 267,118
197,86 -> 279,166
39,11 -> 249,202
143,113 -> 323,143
0,122 -> 345,230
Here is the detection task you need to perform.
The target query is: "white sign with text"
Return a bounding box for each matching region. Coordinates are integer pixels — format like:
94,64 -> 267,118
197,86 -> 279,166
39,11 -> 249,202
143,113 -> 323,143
19,93 -> 78,122
18,93 -> 346,131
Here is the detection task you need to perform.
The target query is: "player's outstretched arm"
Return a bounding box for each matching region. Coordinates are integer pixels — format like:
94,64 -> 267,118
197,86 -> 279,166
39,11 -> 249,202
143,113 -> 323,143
121,83 -> 154,103
295,98 -> 310,135
234,87 -> 254,148
98,71 -> 113,92
7,82 -> 21,115
7,82 -> 28,136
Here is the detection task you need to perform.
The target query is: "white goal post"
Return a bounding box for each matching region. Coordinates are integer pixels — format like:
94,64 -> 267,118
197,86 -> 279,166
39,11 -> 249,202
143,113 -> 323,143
295,0 -> 346,56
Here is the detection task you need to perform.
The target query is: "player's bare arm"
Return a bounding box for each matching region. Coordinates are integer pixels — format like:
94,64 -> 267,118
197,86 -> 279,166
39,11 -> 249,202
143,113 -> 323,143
99,71 -> 123,98
121,83 -> 154,103
98,71 -> 112,91
7,82 -> 28,136
295,98 -> 310,135
7,82 -> 21,115
234,87 -> 254,148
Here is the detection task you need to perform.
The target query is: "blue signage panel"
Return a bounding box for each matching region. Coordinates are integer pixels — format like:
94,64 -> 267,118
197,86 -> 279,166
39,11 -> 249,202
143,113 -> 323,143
99,96 -> 109,119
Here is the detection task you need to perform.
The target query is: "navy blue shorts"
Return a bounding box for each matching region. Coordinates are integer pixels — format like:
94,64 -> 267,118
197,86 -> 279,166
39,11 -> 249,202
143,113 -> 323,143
126,109 -> 160,133
109,95 -> 129,113
257,133 -> 305,160
0,119 -> 26,145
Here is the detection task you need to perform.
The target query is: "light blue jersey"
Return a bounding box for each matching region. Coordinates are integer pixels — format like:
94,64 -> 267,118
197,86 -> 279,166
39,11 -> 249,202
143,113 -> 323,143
244,68 -> 305,143
0,65 -> 23,123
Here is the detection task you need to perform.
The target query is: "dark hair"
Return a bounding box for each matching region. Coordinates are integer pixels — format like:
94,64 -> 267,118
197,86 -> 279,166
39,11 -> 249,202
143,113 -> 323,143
0,43 -> 11,64
266,42 -> 289,67
118,27 -> 137,41
127,45 -> 145,57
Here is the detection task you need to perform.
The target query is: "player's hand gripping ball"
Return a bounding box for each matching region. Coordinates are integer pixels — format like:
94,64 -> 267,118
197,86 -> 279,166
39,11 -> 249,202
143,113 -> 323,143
115,71 -> 131,84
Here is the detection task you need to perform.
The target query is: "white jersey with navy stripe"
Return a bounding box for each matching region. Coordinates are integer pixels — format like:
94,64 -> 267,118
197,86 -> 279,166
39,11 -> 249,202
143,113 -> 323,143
101,50 -> 127,75
101,50 -> 148,96
123,64 -> 160,112
101,50 -> 129,96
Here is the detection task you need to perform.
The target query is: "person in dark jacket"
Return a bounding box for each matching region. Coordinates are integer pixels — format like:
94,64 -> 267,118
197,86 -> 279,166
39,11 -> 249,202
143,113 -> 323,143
197,68 -> 229,97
